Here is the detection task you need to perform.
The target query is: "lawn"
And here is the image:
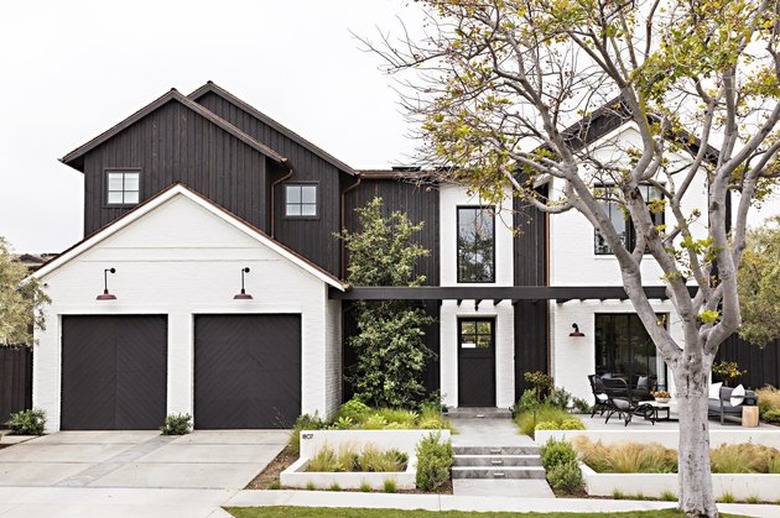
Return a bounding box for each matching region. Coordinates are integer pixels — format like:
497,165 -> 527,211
226,507 -> 709,518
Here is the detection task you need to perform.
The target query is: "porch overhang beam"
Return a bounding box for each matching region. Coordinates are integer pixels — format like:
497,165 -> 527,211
330,286 -> 683,301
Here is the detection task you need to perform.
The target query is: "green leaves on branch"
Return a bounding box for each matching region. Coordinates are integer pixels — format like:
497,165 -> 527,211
0,238 -> 50,348
339,198 -> 435,409
737,219 -> 780,347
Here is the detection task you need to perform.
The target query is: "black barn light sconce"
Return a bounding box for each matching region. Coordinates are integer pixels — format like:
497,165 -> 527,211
96,268 -> 117,301
569,322 -> 585,337
234,267 -> 253,300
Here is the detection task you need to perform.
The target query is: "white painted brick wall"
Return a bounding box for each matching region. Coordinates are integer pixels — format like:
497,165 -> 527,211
33,194 -> 340,431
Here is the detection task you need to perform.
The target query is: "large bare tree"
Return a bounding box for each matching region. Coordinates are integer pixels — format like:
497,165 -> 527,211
365,0 -> 780,515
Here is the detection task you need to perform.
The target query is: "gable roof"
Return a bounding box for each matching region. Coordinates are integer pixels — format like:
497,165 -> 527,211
31,183 -> 347,291
61,89 -> 289,171
188,81 -> 358,176
558,96 -> 720,164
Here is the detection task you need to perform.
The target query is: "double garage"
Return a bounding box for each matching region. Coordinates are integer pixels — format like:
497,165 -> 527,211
59,314 -> 301,430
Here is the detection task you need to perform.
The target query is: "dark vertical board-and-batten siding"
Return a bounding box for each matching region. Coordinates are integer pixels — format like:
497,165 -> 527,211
513,187 -> 550,399
0,347 -> 32,423
194,92 -> 344,276
82,100 -> 268,236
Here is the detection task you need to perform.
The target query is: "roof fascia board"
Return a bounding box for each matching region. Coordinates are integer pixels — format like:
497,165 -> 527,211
188,82 -> 357,176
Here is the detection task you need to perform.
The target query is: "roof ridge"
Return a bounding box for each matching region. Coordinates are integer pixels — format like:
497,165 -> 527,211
188,81 -> 357,176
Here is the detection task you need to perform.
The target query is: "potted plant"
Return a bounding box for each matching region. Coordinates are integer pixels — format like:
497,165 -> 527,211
712,361 -> 747,387
651,390 -> 671,404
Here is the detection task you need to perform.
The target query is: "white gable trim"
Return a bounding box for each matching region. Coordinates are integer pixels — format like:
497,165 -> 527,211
31,184 -> 347,291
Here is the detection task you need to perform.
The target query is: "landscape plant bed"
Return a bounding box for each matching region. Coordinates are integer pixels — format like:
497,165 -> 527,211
534,428 -> 780,449
281,429 -> 451,491
574,438 -> 780,500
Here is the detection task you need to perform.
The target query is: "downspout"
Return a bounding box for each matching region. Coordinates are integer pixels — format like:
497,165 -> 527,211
340,174 -> 363,279
269,161 -> 293,239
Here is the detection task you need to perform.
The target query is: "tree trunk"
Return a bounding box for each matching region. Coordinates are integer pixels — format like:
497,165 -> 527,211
673,366 -> 719,517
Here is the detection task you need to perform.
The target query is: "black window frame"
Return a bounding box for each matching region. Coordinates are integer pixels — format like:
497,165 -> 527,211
594,184 -> 665,255
104,169 -> 141,208
594,312 -> 667,382
456,205 -> 496,283
458,318 -> 494,350
283,182 -> 319,220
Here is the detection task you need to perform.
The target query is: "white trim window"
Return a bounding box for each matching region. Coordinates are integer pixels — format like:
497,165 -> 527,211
106,170 -> 140,206
285,184 -> 318,217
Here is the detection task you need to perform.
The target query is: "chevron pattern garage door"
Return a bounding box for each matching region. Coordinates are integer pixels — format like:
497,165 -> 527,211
61,315 -> 168,430
194,314 -> 301,429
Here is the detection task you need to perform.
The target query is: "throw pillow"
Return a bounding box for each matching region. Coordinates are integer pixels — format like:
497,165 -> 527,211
637,376 -> 649,390
730,384 -> 746,407
709,382 -> 723,399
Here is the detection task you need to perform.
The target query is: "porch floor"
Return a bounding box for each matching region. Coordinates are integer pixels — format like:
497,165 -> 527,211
580,413 -> 779,431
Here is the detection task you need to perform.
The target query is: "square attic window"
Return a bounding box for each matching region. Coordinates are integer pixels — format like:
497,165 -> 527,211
106,170 -> 140,206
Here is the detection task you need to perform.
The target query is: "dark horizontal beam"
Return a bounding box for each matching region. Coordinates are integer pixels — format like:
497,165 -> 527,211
330,285 -> 687,301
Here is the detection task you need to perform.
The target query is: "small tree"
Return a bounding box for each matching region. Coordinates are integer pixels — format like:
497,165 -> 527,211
0,238 -> 49,348
738,217 -> 780,347
339,197 -> 435,409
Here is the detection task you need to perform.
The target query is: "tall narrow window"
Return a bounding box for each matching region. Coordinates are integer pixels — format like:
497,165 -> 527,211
594,185 -> 664,255
457,206 -> 495,283
106,170 -> 140,206
285,184 -> 317,217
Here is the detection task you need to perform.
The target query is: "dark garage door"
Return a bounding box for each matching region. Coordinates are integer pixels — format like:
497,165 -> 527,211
194,314 -> 301,429
61,315 -> 168,430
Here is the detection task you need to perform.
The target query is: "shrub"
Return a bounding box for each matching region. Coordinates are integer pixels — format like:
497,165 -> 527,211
746,495 -> 761,504
329,482 -> 342,491
361,414 -> 389,430
540,438 -> 578,471
660,490 -> 677,501
337,398 -> 372,422
305,481 -> 315,490
757,385 -> 780,420
515,388 -> 540,413
546,387 -> 572,410
559,418 -> 586,430
383,479 -> 397,493
515,405 -> 584,436
571,397 -> 592,414
547,460 -> 584,494
763,408 -> 780,423
415,432 -> 453,491
160,413 -> 191,435
5,408 -> 46,435
359,481 -> 371,492
718,492 -> 736,503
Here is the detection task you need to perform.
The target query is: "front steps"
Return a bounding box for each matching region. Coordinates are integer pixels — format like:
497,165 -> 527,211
452,446 -> 545,479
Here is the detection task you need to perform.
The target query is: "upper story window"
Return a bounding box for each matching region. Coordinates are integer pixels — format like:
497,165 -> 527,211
106,170 -> 140,206
457,206 -> 495,283
285,183 -> 318,217
594,185 -> 664,255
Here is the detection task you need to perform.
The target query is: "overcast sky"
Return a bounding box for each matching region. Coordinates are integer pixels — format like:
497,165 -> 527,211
1,1 -> 778,253
0,0 -> 425,252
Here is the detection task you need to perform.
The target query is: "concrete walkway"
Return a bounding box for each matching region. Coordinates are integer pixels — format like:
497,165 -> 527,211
449,416 -> 555,498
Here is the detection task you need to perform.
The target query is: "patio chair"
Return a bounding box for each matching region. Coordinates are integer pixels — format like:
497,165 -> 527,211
587,374 -> 612,418
601,377 -> 655,426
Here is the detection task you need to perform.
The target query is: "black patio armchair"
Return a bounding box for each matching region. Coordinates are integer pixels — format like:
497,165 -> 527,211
587,374 -> 612,417
601,377 -> 655,426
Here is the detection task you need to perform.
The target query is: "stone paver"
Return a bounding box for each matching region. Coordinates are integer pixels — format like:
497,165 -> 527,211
450,416 -> 535,447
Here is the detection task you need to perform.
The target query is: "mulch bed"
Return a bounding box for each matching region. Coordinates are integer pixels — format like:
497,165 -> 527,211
245,449 -> 453,494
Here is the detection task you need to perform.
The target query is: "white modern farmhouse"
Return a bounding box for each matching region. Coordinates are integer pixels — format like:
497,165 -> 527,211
31,83 -> 722,431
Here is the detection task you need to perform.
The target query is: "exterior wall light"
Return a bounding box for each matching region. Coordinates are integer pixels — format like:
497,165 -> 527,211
96,268 -> 117,300
569,322 -> 585,337
233,267 -> 253,300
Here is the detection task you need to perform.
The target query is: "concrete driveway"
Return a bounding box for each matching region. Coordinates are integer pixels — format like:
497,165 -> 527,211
0,430 -> 287,518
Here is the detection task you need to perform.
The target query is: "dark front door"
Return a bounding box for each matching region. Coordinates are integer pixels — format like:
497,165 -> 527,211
61,315 -> 168,430
458,318 -> 496,407
194,314 -> 301,429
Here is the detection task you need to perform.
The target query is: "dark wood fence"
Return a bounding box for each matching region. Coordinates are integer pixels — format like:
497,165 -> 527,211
715,334 -> 780,389
0,347 -> 32,424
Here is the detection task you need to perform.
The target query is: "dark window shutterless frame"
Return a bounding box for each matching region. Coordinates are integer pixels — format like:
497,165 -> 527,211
284,182 -> 319,219
105,169 -> 141,207
456,206 -> 495,283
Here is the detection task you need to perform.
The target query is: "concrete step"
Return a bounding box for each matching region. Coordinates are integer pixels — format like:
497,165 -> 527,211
453,454 -> 542,467
453,446 -> 540,456
446,407 -> 512,419
451,466 -> 546,479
